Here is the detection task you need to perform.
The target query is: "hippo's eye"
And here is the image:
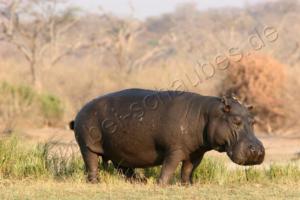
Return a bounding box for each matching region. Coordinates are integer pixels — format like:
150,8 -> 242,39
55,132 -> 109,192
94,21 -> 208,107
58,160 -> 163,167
249,118 -> 256,125
232,116 -> 242,126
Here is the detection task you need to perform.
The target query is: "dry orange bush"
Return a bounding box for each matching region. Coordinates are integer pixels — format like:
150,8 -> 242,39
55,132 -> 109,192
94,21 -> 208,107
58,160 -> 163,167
220,54 -> 286,133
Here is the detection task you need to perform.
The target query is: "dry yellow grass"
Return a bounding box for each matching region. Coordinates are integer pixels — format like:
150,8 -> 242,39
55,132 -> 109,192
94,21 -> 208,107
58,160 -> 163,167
0,179 -> 299,200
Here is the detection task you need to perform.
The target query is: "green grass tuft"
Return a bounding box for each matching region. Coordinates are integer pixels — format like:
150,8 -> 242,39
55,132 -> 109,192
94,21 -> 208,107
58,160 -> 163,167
0,136 -> 84,180
0,135 -> 48,178
193,157 -> 228,184
0,135 -> 299,184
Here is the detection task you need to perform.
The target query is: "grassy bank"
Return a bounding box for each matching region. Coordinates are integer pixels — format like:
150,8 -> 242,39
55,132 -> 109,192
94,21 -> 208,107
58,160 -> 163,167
0,136 -> 300,199
0,136 -> 300,184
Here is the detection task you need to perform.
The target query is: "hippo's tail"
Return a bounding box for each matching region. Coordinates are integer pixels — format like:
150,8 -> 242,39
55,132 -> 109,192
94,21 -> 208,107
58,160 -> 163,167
69,120 -> 75,130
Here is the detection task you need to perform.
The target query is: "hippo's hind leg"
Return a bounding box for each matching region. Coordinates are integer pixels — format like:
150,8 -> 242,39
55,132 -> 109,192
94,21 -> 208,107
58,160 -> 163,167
74,119 -> 104,183
79,145 -> 99,183
75,126 -> 101,183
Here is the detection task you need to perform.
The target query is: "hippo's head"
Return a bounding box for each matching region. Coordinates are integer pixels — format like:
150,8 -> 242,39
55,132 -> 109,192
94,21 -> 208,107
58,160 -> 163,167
207,95 -> 265,165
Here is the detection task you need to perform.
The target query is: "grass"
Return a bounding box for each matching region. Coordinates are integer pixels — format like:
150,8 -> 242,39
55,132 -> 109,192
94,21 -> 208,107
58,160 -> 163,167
0,135 -> 300,183
0,136 -> 83,180
0,180 -> 299,200
0,136 -> 299,199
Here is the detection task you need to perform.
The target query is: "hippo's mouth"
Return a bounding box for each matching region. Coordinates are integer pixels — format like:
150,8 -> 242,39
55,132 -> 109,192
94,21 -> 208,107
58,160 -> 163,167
226,150 -> 246,165
225,145 -> 265,166
224,144 -> 246,165
214,144 -> 226,152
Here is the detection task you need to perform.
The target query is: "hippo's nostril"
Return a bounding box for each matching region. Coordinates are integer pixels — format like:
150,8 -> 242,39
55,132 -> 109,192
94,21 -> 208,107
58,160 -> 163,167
258,150 -> 262,156
258,147 -> 265,156
248,145 -> 256,153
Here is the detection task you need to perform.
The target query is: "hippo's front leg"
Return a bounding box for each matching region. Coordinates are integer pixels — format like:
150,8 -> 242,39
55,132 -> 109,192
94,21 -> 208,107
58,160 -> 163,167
158,150 -> 185,185
181,154 -> 204,185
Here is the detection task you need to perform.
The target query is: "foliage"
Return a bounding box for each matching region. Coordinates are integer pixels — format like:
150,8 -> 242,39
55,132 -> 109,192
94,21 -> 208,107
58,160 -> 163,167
1,0 -> 300,134
39,94 -> 64,126
0,81 -> 64,132
220,54 -> 286,132
0,0 -> 83,88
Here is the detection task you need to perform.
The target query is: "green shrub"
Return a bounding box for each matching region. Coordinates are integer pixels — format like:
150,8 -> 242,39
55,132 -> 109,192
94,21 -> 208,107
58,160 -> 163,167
0,82 -> 36,107
0,82 -> 36,118
0,81 -> 65,129
39,94 -> 64,125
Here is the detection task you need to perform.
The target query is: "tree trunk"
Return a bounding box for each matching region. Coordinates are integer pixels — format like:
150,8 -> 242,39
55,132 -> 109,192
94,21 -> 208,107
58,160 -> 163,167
29,61 -> 42,91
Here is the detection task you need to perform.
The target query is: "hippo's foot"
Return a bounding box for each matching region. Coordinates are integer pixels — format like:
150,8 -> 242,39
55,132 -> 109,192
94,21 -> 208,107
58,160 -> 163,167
181,180 -> 192,186
87,177 -> 99,184
126,175 -> 148,184
87,171 -> 99,184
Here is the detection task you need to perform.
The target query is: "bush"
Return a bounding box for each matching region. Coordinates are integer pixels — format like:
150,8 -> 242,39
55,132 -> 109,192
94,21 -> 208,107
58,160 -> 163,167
0,81 -> 65,132
219,54 -> 286,132
39,94 -> 64,126
0,82 -> 36,132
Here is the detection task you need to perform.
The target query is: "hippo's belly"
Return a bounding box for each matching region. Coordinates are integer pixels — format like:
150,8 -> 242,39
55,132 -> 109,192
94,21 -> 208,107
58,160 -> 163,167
102,135 -> 165,168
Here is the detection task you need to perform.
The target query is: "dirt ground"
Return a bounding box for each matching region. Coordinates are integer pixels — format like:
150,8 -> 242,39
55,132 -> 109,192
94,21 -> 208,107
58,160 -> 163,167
18,128 -> 300,165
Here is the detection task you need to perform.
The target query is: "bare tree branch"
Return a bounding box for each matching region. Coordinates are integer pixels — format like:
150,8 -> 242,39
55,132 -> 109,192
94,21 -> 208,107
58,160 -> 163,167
0,0 -> 88,88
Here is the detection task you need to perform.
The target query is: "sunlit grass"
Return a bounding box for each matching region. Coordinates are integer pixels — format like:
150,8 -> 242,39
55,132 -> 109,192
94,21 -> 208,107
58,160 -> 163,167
0,135 -> 299,184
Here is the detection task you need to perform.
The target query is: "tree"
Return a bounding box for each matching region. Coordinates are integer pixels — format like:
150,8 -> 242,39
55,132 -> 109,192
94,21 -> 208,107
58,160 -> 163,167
0,0 -> 89,89
95,7 -> 174,74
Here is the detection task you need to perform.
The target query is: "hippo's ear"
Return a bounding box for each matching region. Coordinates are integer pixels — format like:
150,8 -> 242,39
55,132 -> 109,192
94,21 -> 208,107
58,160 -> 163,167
223,104 -> 231,113
221,96 -> 231,113
247,105 -> 254,111
231,93 -> 237,99
221,95 -> 229,105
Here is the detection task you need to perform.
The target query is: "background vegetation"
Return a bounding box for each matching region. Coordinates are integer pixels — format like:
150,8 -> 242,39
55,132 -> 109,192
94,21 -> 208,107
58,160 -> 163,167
0,0 -> 300,134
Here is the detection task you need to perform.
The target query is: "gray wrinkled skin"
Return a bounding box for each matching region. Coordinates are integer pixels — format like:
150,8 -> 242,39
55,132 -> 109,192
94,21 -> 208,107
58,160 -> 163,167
70,89 -> 265,184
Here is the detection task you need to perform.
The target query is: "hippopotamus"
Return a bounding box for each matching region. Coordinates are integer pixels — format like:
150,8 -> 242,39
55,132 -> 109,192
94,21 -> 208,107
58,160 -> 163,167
70,88 -> 265,184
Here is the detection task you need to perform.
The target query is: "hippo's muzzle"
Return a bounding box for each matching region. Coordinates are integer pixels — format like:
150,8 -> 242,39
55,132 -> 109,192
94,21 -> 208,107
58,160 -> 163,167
226,138 -> 265,166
